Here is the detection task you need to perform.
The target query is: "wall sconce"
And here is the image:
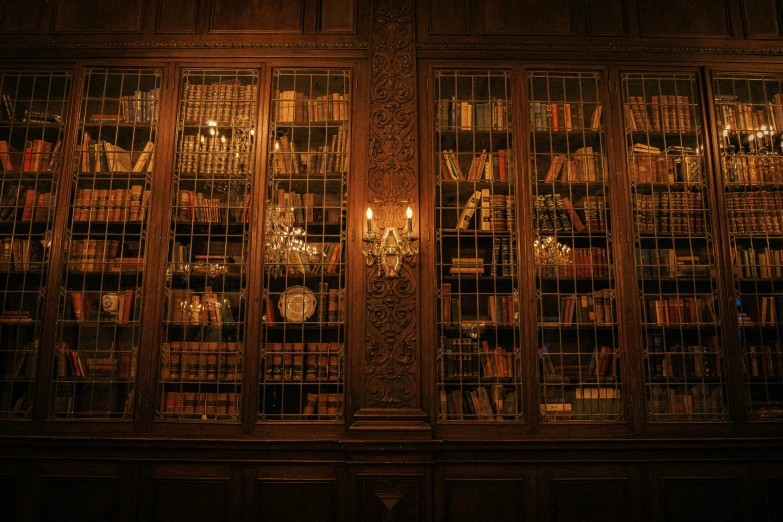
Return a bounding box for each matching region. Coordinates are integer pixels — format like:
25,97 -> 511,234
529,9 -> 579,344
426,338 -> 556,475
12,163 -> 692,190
362,206 -> 418,278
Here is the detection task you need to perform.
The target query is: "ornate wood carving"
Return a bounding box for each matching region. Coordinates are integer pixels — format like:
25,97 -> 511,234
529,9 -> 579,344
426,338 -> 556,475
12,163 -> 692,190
360,476 -> 421,522
0,42 -> 368,50
416,43 -> 783,54
364,0 -> 419,411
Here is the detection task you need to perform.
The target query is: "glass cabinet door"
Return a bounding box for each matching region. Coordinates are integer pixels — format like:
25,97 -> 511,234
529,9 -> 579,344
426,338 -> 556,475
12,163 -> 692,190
434,69 -> 522,422
0,70 -> 71,418
157,69 -> 259,422
259,69 -> 350,421
51,68 -> 160,419
713,73 -> 783,420
621,72 -> 728,421
527,70 -> 623,422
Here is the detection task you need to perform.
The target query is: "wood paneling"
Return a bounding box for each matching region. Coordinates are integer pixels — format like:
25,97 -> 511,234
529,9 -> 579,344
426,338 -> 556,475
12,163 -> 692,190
259,481 -> 336,522
742,0 -> 781,38
551,479 -> 631,522
586,0 -> 627,35
662,478 -> 740,522
0,0 -> 42,33
40,477 -> 121,522
445,480 -> 525,522
317,0 -> 356,33
210,0 -> 303,33
427,0 -> 469,35
53,0 -> 144,33
359,476 -> 422,522
153,479 -> 229,522
639,0 -> 730,36
156,0 -> 199,33
767,477 -> 783,521
481,0 -> 573,35
0,475 -> 14,519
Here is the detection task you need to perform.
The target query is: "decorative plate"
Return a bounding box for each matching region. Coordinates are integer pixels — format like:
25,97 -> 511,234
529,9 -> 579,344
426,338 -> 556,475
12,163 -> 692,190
278,286 -> 316,322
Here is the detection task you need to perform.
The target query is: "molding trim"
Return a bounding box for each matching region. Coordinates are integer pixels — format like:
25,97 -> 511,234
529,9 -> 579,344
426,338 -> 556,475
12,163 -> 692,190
0,42 -> 369,51
417,43 -> 783,55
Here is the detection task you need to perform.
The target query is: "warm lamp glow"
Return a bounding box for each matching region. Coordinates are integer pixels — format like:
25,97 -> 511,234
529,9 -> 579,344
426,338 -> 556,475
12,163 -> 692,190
207,120 -> 217,127
406,207 -> 412,219
366,207 -> 373,219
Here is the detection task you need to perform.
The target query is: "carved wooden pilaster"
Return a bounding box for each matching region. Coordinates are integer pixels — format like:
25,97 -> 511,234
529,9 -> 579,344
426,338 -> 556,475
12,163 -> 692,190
354,0 -> 426,429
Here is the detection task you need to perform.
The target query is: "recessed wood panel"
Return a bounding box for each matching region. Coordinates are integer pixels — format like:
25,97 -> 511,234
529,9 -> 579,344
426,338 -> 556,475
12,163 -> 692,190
445,480 -> 524,522
551,480 -> 630,522
210,0 -> 303,33
156,0 -> 198,33
53,0 -> 144,33
482,0 -> 573,35
767,477 -> 783,521
0,475 -> 14,519
639,0 -> 729,36
0,0 -> 42,33
154,479 -> 229,522
586,0 -> 627,35
40,477 -> 120,522
742,0 -> 781,38
259,481 -> 335,522
662,478 -> 740,522
359,476 -> 422,522
427,0 -> 469,35
317,0 -> 356,33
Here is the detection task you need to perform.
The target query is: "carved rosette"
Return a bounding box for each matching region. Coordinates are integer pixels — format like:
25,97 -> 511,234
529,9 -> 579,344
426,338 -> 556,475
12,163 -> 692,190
364,0 -> 418,409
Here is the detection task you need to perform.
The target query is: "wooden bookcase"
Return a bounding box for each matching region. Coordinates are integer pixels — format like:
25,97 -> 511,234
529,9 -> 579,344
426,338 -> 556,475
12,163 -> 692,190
156,68 -> 259,422
527,70 -> 622,422
433,69 -> 523,422
712,73 -> 783,421
620,72 -> 728,422
259,68 -> 350,421
50,68 -> 160,419
0,70 -> 71,419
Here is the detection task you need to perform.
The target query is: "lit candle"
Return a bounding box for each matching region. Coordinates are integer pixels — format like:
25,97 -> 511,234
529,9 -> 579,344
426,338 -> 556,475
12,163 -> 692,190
406,206 -> 413,234
366,207 -> 373,236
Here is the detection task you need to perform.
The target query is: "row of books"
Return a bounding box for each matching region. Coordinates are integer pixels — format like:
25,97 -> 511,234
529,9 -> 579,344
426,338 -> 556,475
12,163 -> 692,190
733,246 -> 783,279
274,242 -> 343,276
643,296 -> 715,325
721,154 -> 783,184
70,290 -> 134,323
56,345 -> 137,380
0,310 -> 33,324
547,291 -> 614,325
80,137 -> 154,174
264,342 -> 342,382
160,391 -> 240,416
273,188 -> 342,225
67,239 -> 142,273
301,392 -> 343,418
437,99 -> 510,130
0,238 -> 44,270
541,148 -> 602,182
634,192 -> 706,234
648,384 -> 725,417
273,132 -> 348,176
645,333 -> 721,378
0,139 -> 60,173
440,338 -> 512,380
625,95 -> 694,132
743,296 -> 783,325
540,345 -> 618,380
169,248 -> 239,274
529,102 -> 602,131
629,145 -> 702,183
178,134 -> 252,176
160,341 -> 242,382
0,186 -> 51,221
2,94 -> 63,124
715,94 -> 783,132
637,249 -> 709,279
72,186 -> 148,222
726,191 -> 783,234
274,91 -> 349,123
440,149 -> 512,182
746,343 -> 783,377
536,246 -> 610,279
168,288 -> 237,324
440,287 -> 518,325
540,388 -> 621,418
113,88 -> 160,124
183,81 -> 256,125
534,193 -> 607,233
440,385 -> 517,420
455,190 -> 515,232
177,190 -> 251,223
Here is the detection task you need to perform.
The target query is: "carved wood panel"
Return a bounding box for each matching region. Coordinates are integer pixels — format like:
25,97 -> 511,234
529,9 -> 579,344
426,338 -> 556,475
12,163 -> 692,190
662,478 -> 740,522
53,0 -> 145,33
210,0 -> 303,33
586,0 -> 627,35
156,0 -> 199,33
445,480 -> 525,522
259,480 -> 336,521
0,0 -> 43,33
427,0 -> 470,35
40,477 -> 122,521
318,0 -> 357,33
767,477 -> 783,521
360,476 -> 421,522
153,479 -> 230,522
364,0 -> 420,411
638,0 -> 730,37
742,0 -> 781,38
481,0 -> 573,35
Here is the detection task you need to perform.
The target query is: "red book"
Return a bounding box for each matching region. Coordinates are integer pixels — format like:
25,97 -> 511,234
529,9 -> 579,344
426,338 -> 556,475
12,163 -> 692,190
21,189 -> 35,221
23,141 -> 32,172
